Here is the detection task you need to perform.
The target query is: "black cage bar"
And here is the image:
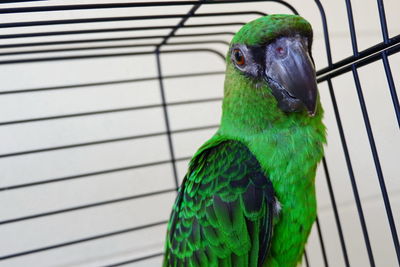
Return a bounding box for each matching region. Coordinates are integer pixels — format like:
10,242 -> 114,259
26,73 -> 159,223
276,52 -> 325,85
0,1 -> 399,266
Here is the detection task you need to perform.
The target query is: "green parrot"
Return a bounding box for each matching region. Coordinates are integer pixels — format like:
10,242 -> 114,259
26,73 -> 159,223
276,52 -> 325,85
163,14 -> 326,267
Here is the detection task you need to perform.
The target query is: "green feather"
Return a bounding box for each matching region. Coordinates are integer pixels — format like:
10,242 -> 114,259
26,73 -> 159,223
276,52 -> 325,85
163,14 -> 326,267
164,140 -> 275,267
230,15 -> 312,47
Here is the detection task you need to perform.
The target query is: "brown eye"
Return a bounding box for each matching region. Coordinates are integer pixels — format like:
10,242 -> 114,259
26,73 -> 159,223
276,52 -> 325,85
233,48 -> 245,66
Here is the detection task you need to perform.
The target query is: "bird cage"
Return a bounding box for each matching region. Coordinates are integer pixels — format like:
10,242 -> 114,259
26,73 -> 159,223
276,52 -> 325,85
0,1 -> 399,266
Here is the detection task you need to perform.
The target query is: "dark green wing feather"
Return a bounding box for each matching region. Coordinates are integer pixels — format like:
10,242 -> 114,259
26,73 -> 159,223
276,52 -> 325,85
163,139 -> 276,267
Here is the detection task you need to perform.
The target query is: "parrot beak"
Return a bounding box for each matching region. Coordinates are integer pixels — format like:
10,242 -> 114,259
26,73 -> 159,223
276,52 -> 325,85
264,37 -> 318,116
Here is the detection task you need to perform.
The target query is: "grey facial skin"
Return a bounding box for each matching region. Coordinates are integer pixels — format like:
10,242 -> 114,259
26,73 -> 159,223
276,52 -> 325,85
231,35 -> 318,116
264,36 -> 318,116
230,45 -> 263,77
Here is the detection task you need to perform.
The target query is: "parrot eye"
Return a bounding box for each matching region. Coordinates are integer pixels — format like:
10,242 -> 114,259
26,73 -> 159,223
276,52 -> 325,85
233,48 -> 245,66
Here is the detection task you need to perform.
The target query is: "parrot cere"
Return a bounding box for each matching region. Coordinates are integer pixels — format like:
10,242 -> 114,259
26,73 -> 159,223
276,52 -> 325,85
163,14 -> 326,267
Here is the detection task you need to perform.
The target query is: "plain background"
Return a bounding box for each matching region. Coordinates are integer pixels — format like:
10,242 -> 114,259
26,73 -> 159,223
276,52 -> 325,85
0,0 -> 399,266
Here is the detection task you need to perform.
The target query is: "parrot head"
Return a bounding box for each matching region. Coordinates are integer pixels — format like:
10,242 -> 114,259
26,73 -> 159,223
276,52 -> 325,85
222,14 -> 320,131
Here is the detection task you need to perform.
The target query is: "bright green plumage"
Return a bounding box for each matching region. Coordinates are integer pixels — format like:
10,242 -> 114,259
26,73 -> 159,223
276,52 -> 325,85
163,14 -> 326,267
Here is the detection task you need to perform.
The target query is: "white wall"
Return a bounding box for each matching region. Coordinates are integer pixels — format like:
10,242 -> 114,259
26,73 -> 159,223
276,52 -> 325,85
0,0 -> 399,266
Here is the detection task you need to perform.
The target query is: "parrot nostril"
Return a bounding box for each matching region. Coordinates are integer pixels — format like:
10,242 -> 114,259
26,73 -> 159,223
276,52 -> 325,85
276,47 -> 284,54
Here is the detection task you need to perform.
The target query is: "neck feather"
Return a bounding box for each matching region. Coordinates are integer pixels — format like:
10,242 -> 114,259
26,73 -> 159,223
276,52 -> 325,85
218,63 -> 324,140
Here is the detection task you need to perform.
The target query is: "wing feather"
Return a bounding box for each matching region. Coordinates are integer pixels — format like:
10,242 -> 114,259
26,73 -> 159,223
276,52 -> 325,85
164,139 -> 275,267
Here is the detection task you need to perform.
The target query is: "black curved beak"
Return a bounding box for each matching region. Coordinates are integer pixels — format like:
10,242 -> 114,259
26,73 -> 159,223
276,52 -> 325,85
265,37 -> 318,116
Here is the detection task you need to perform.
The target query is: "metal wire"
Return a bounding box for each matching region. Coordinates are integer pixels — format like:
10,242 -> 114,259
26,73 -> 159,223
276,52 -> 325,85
0,23 -> 242,39
0,32 -> 235,49
304,249 -> 310,267
0,157 -> 191,192
0,0 -> 298,15
103,252 -> 164,267
315,217 -> 329,267
322,157 -> 350,267
0,188 -> 176,226
0,221 -> 168,261
154,0 -> 206,190
0,11 -> 266,29
0,49 -> 226,64
344,0 -> 400,264
0,71 -> 224,95
375,0 -> 400,127
0,124 -> 219,159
